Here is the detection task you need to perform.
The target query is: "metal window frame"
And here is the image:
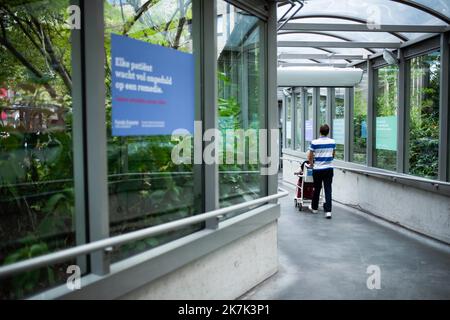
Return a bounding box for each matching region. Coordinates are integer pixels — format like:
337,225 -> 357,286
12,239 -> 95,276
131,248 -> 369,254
292,88 -> 298,150
280,23 -> 450,34
304,87 -> 314,149
79,0 -> 109,275
278,41 -> 403,49
282,94 -> 287,148
2,0 -> 277,300
313,87 -> 320,139
397,48 -> 407,174
291,89 -> 296,147
193,0 -> 204,216
279,6 -> 450,187
326,88 -> 333,130
301,87 -> 307,152
267,0 -> 278,197
372,61 -> 401,171
226,0 -> 269,21
367,59 -> 375,167
199,0 -> 219,224
344,88 -> 353,162
279,14 -> 409,42
349,63 -> 368,164
70,0 -> 87,273
439,32 -> 450,182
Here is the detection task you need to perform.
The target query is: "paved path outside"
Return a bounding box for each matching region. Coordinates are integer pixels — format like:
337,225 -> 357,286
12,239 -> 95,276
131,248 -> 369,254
242,186 -> 450,300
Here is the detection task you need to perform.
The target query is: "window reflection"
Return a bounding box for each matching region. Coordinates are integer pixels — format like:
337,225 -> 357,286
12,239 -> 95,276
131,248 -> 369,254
333,88 -> 345,160
104,0 -> 198,262
0,0 -> 75,299
374,65 -> 399,171
217,0 -> 265,208
353,71 -> 368,164
408,51 -> 440,179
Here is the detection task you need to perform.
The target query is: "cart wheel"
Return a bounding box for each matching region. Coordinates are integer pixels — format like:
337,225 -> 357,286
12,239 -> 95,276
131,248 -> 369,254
294,199 -> 298,207
298,204 -> 303,211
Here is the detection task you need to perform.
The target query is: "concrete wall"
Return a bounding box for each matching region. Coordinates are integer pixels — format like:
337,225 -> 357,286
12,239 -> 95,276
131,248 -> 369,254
283,155 -> 450,245
119,222 -> 278,300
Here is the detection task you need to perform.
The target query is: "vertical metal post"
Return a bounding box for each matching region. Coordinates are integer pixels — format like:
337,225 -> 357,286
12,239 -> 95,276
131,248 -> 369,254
267,1 -> 278,197
439,32 -> 450,182
301,88 -> 306,152
241,51 -> 249,131
345,88 -> 353,162
326,88 -> 333,128
282,95 -> 287,149
397,49 -> 407,173
70,0 -> 86,273
292,88 -> 298,149
199,0 -> 218,226
329,88 -> 336,139
291,90 -> 295,148
302,88 -> 306,149
192,0 -> 204,214
259,19 -> 268,198
367,60 -> 376,167
81,0 -> 109,275
404,55 -> 412,174
313,87 -> 319,139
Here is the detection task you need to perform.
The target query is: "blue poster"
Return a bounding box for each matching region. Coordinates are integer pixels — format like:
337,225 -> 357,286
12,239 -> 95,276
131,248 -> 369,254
361,121 -> 367,139
111,34 -> 195,136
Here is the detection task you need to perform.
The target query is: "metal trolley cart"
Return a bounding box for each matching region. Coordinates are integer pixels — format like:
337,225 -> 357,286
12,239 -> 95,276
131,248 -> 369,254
294,162 -> 323,211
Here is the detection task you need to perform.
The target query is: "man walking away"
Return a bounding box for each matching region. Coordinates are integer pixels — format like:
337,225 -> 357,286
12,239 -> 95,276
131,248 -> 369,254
307,124 -> 336,219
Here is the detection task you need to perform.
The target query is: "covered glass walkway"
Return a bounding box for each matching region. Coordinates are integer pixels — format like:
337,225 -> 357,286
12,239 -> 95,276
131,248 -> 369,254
0,0 -> 449,301
243,188 -> 450,300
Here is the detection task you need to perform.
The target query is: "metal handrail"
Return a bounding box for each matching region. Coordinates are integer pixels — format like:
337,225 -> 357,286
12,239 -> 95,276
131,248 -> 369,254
0,189 -> 289,279
281,156 -> 450,188
1,171 -> 261,189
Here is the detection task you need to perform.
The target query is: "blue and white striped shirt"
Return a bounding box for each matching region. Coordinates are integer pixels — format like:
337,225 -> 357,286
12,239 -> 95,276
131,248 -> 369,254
308,136 -> 336,170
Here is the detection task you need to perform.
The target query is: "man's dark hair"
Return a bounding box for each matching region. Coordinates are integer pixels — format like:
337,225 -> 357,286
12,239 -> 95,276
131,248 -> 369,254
320,124 -> 330,136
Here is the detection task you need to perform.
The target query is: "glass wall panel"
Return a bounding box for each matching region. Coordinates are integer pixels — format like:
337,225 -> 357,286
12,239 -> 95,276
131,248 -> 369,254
305,88 -> 314,150
374,65 -> 399,171
353,71 -> 368,164
286,95 -> 292,148
408,51 -> 440,180
104,0 -> 199,262
294,91 -> 303,150
217,0 -> 265,207
333,88 -> 345,160
318,88 -> 327,128
0,0 -> 76,299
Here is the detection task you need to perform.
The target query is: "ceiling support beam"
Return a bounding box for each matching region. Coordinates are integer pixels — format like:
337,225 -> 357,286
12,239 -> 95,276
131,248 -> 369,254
278,41 -> 402,48
278,53 -> 366,60
281,23 -> 449,33
279,62 -> 349,68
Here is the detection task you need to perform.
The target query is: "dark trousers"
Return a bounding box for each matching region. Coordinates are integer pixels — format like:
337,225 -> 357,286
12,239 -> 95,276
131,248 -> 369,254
312,168 -> 334,212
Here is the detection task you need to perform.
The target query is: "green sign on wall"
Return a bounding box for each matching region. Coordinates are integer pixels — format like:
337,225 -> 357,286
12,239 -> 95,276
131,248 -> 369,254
332,118 -> 345,145
376,116 -> 397,151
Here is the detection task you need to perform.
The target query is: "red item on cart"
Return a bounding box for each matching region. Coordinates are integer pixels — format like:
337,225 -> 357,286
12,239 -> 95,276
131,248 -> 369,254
296,176 -> 315,200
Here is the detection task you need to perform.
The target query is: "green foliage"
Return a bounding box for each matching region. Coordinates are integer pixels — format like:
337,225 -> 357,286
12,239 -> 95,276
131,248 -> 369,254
374,65 -> 399,170
217,53 -> 262,207
353,78 -> 368,164
407,53 -> 440,179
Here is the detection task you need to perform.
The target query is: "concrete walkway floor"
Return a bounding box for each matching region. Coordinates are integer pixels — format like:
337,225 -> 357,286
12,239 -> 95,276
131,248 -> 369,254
242,186 -> 450,300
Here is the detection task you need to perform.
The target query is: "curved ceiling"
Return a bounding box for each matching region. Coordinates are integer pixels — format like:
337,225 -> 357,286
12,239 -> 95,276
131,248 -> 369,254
277,0 -> 450,66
